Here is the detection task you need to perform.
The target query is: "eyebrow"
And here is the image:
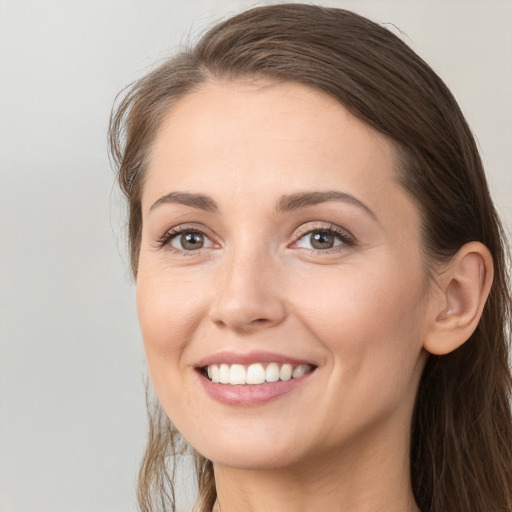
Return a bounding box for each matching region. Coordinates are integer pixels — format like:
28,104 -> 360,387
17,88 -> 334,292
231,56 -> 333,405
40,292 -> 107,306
275,190 -> 377,221
149,192 -> 219,213
149,189 -> 377,221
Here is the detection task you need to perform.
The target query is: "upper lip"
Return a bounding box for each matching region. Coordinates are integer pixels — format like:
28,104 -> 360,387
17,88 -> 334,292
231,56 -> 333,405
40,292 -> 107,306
195,351 -> 316,368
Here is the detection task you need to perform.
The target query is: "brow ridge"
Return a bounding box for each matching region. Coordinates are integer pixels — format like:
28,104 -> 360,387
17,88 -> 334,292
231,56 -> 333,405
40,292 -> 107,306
150,192 -> 219,213
149,189 -> 376,221
276,190 -> 377,220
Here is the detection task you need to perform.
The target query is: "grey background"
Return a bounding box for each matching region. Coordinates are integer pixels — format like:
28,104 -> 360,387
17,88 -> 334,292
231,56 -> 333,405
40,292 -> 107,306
1,1 -> 511,511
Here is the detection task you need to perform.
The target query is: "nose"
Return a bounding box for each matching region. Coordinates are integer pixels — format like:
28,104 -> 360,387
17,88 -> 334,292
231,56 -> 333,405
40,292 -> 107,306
209,247 -> 287,333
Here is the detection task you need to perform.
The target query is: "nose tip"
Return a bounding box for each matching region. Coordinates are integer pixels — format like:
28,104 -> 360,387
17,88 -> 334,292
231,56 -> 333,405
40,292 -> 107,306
211,300 -> 284,332
209,258 -> 286,332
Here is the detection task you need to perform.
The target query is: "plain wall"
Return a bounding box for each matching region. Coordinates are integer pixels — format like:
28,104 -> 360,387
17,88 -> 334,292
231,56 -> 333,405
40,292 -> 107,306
1,1 -> 510,511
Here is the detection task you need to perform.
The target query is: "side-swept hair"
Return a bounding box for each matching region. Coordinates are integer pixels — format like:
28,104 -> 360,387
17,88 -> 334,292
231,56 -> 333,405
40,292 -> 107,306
109,4 -> 512,511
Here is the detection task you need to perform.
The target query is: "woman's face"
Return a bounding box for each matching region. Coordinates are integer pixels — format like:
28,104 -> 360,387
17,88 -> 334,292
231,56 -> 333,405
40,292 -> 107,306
137,80 -> 431,469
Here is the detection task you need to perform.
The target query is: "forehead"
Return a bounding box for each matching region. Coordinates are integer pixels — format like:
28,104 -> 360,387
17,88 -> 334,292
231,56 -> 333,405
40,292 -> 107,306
143,79 -> 407,219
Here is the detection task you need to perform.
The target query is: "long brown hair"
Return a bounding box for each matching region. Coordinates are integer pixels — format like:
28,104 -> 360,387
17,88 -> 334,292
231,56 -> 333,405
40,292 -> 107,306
109,4 -> 512,511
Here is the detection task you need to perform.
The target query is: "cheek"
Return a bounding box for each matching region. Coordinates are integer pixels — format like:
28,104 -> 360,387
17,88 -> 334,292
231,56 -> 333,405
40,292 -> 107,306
293,257 -> 426,336
135,267 -> 214,433
136,265 -> 208,378
289,264 -> 427,444
291,260 -> 427,390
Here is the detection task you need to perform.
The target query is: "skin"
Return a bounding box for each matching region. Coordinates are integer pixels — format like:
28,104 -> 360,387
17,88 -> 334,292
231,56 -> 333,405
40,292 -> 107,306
136,79 -> 439,512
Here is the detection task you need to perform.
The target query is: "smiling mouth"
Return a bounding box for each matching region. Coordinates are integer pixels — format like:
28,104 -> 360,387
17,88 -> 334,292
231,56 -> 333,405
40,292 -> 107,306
200,362 -> 316,386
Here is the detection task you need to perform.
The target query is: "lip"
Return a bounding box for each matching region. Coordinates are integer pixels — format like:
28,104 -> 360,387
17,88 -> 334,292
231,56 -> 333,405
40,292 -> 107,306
195,350 -> 315,368
194,351 -> 317,407
197,370 -> 314,406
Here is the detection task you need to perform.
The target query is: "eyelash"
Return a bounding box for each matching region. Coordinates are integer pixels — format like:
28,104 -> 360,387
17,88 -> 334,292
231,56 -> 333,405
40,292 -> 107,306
292,223 -> 355,253
155,224 -> 214,255
155,223 -> 355,255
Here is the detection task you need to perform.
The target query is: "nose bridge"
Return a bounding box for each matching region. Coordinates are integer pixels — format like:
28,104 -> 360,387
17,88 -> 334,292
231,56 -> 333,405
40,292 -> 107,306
210,235 -> 285,331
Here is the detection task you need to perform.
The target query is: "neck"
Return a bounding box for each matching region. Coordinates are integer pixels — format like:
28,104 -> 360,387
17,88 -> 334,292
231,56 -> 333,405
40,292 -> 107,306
211,420 -> 420,512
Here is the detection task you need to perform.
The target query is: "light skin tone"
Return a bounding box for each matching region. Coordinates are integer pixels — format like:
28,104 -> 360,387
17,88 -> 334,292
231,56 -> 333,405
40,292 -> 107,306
136,80 -> 493,512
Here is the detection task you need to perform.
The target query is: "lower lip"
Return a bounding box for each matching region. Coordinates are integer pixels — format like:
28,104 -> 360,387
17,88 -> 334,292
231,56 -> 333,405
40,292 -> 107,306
197,371 -> 314,407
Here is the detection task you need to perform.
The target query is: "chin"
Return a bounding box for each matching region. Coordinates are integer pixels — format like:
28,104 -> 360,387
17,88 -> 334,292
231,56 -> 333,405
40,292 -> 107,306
183,423 -> 312,471
202,443 -> 303,471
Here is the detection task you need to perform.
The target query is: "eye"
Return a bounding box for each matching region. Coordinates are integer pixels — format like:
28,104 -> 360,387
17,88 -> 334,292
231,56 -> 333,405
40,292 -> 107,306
294,227 -> 352,251
169,231 -> 214,251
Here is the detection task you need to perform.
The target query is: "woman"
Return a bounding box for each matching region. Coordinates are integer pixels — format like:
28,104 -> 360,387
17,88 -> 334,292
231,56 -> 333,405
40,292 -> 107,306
109,4 -> 512,512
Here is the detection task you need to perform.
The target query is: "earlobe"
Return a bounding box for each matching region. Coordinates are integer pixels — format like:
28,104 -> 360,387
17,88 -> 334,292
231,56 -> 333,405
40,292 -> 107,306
423,242 -> 493,355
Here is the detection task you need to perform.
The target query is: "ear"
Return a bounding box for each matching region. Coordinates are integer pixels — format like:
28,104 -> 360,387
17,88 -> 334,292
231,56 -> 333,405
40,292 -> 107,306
423,242 -> 493,355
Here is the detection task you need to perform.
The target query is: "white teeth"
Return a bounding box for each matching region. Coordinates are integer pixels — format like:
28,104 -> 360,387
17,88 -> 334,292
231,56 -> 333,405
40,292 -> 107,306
292,365 -> 309,378
219,364 -> 230,384
265,362 -> 280,382
205,362 -> 313,385
246,363 -> 266,385
279,363 -> 293,381
211,365 -> 220,383
229,364 -> 246,385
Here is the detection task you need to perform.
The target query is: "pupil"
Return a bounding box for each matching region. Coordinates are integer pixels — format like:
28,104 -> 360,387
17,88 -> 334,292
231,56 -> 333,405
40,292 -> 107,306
311,231 -> 334,249
182,232 -> 204,250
